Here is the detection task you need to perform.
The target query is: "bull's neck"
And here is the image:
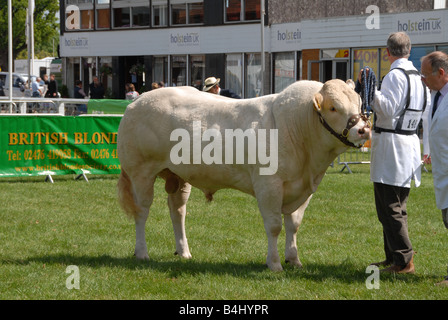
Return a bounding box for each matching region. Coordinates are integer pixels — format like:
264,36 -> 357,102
283,105 -> 348,172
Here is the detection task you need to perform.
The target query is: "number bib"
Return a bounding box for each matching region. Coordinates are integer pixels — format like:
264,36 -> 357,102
399,110 -> 422,132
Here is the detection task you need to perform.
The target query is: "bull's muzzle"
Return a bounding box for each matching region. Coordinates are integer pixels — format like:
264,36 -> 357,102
317,113 -> 371,148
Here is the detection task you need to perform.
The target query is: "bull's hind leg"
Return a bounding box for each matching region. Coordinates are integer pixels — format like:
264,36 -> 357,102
135,206 -> 150,260
284,195 -> 311,268
167,179 -> 192,259
132,173 -> 157,260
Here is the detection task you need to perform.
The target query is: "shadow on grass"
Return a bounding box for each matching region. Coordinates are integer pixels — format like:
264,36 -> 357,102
1,253 -> 437,284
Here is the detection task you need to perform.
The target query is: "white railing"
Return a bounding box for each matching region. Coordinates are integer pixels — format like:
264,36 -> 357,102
0,97 -> 90,115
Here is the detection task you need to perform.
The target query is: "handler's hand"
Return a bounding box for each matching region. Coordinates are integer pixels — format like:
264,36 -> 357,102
357,67 -> 372,84
423,154 -> 431,164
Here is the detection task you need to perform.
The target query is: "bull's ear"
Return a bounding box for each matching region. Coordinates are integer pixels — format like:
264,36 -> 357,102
313,92 -> 323,112
346,79 -> 356,90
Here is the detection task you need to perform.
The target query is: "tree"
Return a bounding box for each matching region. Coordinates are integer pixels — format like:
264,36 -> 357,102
0,0 -> 59,71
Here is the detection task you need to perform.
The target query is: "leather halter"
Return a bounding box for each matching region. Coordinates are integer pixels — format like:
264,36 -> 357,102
315,111 -> 369,149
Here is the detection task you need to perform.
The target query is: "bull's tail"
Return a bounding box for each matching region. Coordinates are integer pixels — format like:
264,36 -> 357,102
117,169 -> 140,219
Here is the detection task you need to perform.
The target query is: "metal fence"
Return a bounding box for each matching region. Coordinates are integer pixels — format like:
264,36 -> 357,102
0,97 -> 90,116
337,147 -> 371,173
337,143 -> 428,173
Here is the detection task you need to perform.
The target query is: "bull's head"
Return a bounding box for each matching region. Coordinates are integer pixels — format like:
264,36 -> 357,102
312,79 -> 371,148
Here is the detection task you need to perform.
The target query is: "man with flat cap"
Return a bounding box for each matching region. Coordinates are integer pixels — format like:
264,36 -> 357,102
203,77 -> 241,99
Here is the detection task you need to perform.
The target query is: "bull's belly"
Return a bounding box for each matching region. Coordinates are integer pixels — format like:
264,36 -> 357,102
167,164 -> 256,196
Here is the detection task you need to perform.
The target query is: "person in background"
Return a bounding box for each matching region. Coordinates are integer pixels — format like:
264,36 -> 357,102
202,77 -> 241,99
89,76 -> 105,99
41,74 -> 49,97
421,51 -> 448,286
45,74 -> 58,98
151,82 -> 159,90
125,83 -> 140,100
74,80 -> 87,114
31,77 -> 42,97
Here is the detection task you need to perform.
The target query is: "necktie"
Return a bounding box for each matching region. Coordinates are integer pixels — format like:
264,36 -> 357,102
432,91 -> 441,119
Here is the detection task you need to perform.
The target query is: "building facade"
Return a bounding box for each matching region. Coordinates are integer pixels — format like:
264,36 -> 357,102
59,0 -> 447,99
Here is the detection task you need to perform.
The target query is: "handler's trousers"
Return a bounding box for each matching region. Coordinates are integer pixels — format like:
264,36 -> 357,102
374,182 -> 414,267
442,208 -> 448,229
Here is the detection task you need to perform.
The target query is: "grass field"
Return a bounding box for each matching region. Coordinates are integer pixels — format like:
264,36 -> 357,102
0,163 -> 447,301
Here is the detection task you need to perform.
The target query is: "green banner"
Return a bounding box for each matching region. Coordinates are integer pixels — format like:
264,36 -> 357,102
0,116 -> 122,177
87,99 -> 130,114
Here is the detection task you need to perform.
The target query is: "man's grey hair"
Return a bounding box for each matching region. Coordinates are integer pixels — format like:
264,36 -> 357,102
387,32 -> 411,58
422,51 -> 448,74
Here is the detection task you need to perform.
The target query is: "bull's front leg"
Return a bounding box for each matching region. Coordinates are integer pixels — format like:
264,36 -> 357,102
284,195 -> 311,267
254,178 -> 284,272
261,209 -> 283,272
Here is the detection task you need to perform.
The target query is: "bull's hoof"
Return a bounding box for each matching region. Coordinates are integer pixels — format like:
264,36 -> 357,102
134,252 -> 150,260
285,259 -> 303,268
174,251 -> 192,259
266,262 -> 283,272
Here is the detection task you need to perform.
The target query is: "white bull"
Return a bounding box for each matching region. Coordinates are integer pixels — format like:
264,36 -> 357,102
117,79 -> 370,271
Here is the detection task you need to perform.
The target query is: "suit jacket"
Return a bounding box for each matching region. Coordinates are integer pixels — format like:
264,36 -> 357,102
220,89 -> 241,99
424,89 -> 448,209
89,82 -> 105,99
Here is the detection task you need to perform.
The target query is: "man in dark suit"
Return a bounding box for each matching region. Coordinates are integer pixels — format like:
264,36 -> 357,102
202,77 -> 241,99
89,76 -> 105,99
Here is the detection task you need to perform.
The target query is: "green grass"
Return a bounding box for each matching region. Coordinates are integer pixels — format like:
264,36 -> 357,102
0,164 -> 447,300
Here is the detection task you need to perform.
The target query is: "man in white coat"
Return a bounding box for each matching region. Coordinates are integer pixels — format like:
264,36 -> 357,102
421,51 -> 448,286
360,32 -> 429,274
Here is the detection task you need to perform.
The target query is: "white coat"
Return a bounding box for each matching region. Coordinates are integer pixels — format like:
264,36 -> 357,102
423,89 -> 448,210
370,59 -> 430,188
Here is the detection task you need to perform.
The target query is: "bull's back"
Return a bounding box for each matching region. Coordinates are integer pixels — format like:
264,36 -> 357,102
118,86 -> 271,166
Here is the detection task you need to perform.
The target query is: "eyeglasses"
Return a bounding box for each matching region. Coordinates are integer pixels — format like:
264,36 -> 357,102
421,71 -> 438,79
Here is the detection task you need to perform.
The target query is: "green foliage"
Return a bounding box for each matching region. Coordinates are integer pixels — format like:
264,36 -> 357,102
0,165 -> 446,300
0,0 -> 59,69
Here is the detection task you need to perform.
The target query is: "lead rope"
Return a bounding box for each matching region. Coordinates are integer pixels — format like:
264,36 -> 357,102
361,66 -> 376,118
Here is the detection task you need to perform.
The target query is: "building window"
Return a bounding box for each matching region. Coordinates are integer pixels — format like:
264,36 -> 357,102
171,0 -> 204,25
171,2 -> 187,25
65,0 -> 94,31
353,48 -> 390,86
112,0 -> 149,29
409,46 -> 435,72
225,0 -> 260,23
438,45 -> 448,54
113,7 -> 130,28
132,6 -> 150,27
244,0 -> 260,20
152,0 -> 168,27
96,0 -> 110,29
273,52 -> 296,93
353,49 -> 380,83
172,55 -> 187,86
188,2 -> 204,24
226,54 -> 243,98
190,55 -> 205,90
245,53 -> 261,98
152,56 -> 168,86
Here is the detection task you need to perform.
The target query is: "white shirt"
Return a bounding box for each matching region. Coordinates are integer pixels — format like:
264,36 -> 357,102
370,58 -> 430,188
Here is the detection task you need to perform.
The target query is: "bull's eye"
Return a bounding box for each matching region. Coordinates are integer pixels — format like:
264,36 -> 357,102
330,106 -> 336,112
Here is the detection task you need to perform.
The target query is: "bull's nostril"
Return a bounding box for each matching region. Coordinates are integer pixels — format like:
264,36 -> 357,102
358,128 -> 365,135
